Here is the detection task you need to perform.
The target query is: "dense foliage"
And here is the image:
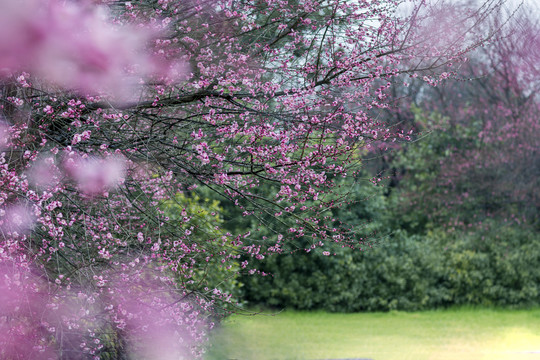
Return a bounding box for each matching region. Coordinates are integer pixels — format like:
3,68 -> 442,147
242,9 -> 540,310
243,225 -> 540,311
242,87 -> 540,311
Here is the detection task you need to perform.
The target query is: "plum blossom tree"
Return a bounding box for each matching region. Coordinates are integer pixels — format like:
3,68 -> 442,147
382,4 -> 540,232
0,0 -> 516,357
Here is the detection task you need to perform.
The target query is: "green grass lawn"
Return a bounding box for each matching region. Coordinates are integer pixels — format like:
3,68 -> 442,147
206,307 -> 540,360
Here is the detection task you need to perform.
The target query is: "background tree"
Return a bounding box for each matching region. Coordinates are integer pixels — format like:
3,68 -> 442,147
240,2 -> 540,312
387,4 -> 540,232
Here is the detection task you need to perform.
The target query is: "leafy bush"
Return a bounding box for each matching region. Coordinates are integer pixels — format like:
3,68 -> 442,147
242,225 -> 540,311
161,193 -> 242,305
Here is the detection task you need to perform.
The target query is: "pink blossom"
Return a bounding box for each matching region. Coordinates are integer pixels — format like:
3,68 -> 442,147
64,154 -> 126,197
27,157 -> 60,189
0,203 -> 35,234
104,271 -> 207,359
0,121 -> 10,150
0,263 -> 56,359
0,0 -> 187,96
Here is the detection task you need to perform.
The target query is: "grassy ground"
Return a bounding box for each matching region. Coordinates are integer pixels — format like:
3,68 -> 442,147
206,307 -> 540,360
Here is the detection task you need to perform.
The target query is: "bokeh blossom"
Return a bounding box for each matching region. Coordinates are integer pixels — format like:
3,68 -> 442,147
0,0 -> 187,96
63,153 -> 127,197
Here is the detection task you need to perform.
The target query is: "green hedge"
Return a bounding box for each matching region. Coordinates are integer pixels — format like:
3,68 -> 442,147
241,225 -> 540,311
